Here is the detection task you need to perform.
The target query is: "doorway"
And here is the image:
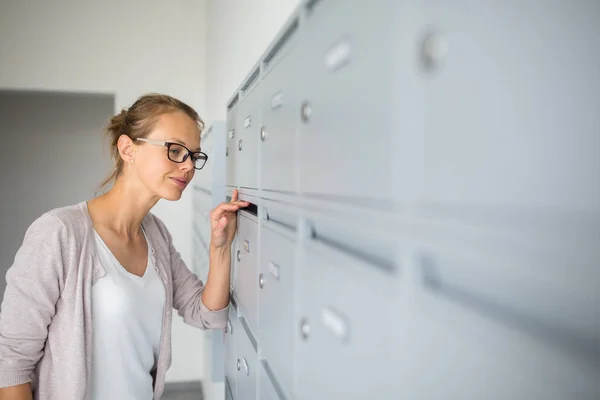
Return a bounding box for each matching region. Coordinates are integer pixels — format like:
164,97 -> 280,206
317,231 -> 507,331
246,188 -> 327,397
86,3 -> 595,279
0,90 -> 114,300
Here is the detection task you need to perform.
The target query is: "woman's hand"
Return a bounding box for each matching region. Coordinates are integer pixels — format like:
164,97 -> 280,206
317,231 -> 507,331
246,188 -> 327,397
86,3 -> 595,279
209,189 -> 249,249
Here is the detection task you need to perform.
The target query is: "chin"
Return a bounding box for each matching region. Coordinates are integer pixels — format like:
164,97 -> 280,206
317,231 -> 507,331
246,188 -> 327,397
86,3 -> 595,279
157,187 -> 184,201
164,192 -> 183,201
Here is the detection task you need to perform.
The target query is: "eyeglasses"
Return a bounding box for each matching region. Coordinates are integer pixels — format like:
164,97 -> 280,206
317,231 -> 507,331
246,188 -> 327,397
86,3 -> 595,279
135,138 -> 208,170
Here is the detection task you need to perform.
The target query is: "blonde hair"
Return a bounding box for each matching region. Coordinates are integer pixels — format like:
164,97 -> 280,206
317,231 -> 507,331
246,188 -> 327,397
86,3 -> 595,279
97,93 -> 204,192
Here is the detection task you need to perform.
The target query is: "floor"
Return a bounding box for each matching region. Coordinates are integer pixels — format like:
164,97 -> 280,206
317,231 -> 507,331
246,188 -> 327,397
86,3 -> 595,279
161,381 -> 204,400
161,390 -> 203,400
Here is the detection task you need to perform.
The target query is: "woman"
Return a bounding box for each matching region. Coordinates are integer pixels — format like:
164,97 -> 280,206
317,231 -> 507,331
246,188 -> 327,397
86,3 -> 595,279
0,93 -> 248,399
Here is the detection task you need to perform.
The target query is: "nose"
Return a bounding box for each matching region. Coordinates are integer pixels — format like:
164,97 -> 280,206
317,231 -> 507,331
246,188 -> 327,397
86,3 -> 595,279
180,154 -> 195,172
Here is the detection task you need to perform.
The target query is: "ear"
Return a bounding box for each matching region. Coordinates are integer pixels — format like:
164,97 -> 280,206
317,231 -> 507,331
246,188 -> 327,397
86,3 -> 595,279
117,134 -> 136,164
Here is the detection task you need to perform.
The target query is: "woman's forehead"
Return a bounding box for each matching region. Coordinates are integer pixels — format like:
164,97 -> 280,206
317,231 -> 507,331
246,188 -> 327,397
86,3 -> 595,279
151,112 -> 201,149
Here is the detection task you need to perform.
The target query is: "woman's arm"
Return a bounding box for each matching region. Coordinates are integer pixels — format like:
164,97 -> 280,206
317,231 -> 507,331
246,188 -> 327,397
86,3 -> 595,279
166,189 -> 248,329
201,243 -> 232,311
0,383 -> 33,400
202,189 -> 248,310
0,214 -> 66,392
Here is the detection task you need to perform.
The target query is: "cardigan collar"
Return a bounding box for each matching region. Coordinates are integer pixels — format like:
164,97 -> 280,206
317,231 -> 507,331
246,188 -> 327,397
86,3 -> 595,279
77,201 -> 165,285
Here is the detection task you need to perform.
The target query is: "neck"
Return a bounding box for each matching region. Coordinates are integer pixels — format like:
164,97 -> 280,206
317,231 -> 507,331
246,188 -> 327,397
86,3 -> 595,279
89,177 -> 159,238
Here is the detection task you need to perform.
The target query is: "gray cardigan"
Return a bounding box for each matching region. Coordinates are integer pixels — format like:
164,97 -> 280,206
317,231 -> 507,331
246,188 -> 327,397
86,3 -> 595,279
0,201 -> 228,399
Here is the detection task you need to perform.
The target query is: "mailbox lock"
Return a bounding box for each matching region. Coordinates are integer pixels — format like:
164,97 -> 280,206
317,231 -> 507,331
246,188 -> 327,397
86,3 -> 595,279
242,358 -> 249,376
299,317 -> 310,340
260,126 -> 266,142
301,101 -> 312,123
420,31 -> 448,73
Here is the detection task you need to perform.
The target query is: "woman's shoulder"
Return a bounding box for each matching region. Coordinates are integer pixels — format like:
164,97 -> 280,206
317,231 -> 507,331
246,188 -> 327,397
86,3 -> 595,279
25,201 -> 91,240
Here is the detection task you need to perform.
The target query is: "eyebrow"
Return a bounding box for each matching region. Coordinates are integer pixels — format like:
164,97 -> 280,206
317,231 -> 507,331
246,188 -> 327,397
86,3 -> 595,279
167,138 -> 201,151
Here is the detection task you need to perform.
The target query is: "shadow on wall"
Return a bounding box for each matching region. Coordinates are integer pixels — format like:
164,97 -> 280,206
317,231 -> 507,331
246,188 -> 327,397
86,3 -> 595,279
0,90 -> 114,300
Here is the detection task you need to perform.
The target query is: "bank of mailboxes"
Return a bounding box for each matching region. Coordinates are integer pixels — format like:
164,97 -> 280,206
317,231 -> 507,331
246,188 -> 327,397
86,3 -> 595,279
192,122 -> 225,284
192,121 -> 230,389
214,1 -> 600,399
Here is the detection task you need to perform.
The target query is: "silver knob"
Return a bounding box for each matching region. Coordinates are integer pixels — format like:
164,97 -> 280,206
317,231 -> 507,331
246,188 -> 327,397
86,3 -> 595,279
228,129 -> 235,139
242,357 -> 249,376
420,31 -> 448,73
225,147 -> 229,157
299,317 -> 310,340
236,250 -> 241,262
260,126 -> 266,142
301,101 -> 312,123
236,359 -> 241,371
238,139 -> 243,151
258,273 -> 264,289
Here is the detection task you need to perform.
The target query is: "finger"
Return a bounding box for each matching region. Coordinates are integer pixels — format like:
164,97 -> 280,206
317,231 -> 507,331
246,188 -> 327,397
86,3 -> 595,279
222,202 -> 249,211
211,208 -> 239,223
211,198 -> 249,220
231,189 -> 239,202
213,204 -> 244,216
213,216 -> 228,236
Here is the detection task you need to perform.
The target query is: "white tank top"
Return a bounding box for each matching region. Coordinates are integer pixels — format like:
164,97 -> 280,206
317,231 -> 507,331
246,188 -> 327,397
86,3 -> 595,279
91,227 -> 165,400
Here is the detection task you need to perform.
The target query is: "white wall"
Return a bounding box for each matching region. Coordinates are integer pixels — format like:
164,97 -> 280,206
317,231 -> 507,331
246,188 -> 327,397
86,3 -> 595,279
204,0 -> 302,123
0,0 -> 209,384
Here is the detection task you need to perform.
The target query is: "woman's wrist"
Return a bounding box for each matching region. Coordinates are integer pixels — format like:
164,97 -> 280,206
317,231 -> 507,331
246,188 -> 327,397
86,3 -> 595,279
209,242 -> 232,269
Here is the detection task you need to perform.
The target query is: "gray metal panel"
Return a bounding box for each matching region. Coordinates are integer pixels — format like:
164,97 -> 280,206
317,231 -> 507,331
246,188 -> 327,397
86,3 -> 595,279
259,20 -> 301,194
296,0 -> 396,206
237,81 -> 262,190
191,230 -> 208,282
226,101 -> 240,187
234,212 -> 260,333
230,241 -> 239,292
189,121 -> 230,386
411,1 -> 600,214
219,1 -> 600,400
192,188 -> 212,247
257,222 -> 295,394
209,123 -> 229,387
236,317 -> 259,400
404,242 -> 600,400
420,244 -> 599,360
224,307 -> 241,400
194,127 -> 214,191
259,360 -> 285,400
225,377 -> 235,400
230,240 -> 238,292
295,240 -> 399,400
209,121 -> 228,207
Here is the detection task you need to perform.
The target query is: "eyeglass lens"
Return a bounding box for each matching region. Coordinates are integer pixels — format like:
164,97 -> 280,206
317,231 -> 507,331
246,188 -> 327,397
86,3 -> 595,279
168,143 -> 207,169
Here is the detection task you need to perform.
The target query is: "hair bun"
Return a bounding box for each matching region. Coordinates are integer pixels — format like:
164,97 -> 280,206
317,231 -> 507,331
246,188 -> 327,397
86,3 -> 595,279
107,108 -> 128,136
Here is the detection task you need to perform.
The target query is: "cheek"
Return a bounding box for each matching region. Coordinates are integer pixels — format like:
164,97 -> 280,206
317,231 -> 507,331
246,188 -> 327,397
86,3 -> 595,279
139,156 -> 176,184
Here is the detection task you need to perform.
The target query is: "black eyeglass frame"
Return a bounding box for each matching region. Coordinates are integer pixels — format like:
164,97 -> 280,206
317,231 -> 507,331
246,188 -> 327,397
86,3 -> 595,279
136,138 -> 208,170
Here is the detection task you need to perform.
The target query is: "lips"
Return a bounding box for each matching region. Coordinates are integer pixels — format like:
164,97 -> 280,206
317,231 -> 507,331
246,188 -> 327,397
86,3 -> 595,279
170,177 -> 188,188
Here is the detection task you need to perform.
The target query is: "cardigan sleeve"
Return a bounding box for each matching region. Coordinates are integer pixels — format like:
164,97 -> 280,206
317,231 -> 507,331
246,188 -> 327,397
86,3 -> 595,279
155,217 -> 229,330
0,213 -> 66,388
